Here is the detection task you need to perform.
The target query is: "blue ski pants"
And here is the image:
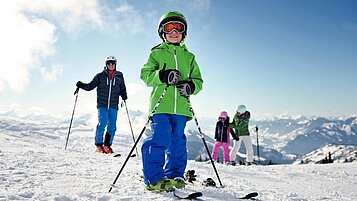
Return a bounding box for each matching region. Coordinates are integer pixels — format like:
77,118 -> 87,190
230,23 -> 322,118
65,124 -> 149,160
95,107 -> 118,145
141,114 -> 188,185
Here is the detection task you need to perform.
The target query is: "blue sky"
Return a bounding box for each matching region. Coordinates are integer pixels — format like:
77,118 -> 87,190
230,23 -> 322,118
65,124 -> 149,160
1,0 -> 356,119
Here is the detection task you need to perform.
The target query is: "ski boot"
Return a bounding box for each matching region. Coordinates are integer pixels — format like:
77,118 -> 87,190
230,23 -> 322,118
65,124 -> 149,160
145,177 -> 174,192
185,170 -> 197,183
95,145 -> 106,153
245,161 -> 253,166
171,177 -> 185,189
228,161 -> 236,166
103,133 -> 114,154
103,146 -> 113,154
202,178 -> 216,187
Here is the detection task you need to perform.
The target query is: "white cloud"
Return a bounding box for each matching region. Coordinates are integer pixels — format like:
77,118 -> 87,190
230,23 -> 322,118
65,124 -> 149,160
0,0 -> 144,93
115,2 -> 144,34
0,2 -> 56,92
18,0 -> 104,37
39,64 -> 63,82
127,82 -> 145,97
29,106 -> 47,115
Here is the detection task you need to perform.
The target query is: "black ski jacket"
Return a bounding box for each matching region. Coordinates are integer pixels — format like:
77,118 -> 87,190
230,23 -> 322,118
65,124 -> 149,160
215,121 -> 229,143
81,69 -> 127,110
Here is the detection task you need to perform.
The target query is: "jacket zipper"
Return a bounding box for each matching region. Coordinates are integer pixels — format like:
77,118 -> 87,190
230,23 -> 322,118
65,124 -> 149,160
107,77 -> 112,109
174,48 -> 178,114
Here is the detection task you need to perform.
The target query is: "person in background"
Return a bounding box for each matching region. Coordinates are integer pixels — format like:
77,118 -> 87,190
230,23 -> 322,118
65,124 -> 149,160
76,55 -> 127,154
140,11 -> 203,192
211,111 -> 236,164
229,105 -> 254,165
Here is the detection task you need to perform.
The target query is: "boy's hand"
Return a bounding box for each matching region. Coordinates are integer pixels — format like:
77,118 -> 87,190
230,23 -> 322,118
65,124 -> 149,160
176,81 -> 195,97
159,70 -> 180,85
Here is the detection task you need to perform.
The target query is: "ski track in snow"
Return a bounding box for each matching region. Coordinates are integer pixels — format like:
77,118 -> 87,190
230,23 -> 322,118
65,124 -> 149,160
1,126 -> 356,201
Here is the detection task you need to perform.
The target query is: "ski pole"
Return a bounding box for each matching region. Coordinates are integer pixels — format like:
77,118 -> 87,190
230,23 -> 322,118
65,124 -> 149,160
122,100 -> 139,156
108,85 -> 169,193
187,98 -> 223,187
65,87 -> 79,150
255,125 -> 260,164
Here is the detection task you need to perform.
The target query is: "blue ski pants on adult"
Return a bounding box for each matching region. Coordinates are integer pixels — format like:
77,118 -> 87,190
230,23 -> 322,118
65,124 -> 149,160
95,107 -> 118,145
141,114 -> 188,185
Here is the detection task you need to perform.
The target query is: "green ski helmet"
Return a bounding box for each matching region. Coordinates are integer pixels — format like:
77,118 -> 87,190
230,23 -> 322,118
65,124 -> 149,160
158,11 -> 187,41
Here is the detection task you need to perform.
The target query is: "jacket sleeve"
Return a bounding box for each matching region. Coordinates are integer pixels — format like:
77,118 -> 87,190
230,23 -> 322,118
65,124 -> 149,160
120,74 -> 127,100
82,74 -> 99,91
229,115 -> 239,130
230,128 -> 239,140
189,56 -> 203,95
140,52 -> 162,87
238,113 -> 250,128
214,122 -> 218,140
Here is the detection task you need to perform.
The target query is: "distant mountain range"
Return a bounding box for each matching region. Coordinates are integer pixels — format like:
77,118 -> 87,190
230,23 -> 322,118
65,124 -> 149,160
1,110 -> 356,165
251,116 -> 357,159
293,144 -> 357,164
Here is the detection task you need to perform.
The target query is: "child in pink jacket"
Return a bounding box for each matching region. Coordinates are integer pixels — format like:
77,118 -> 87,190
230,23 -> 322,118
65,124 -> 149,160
211,111 -> 235,164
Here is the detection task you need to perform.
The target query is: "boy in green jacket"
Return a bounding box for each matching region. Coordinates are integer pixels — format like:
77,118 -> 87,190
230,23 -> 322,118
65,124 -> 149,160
229,105 -> 254,165
140,11 -> 203,192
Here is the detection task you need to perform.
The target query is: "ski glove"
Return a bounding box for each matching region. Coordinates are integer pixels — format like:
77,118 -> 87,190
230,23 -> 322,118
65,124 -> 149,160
176,80 -> 195,98
76,81 -> 84,89
159,69 -> 181,85
230,128 -> 239,141
121,94 -> 127,101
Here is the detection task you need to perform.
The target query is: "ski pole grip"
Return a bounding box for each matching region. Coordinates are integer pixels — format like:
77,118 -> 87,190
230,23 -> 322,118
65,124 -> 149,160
74,87 -> 79,95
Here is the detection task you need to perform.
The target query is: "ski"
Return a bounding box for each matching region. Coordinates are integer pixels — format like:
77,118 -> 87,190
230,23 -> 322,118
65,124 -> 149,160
239,192 -> 258,199
113,153 -> 136,158
173,189 -> 203,199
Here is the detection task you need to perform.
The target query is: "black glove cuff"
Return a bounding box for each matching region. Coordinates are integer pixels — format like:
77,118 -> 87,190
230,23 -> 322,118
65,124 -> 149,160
159,70 -> 166,83
187,80 -> 195,94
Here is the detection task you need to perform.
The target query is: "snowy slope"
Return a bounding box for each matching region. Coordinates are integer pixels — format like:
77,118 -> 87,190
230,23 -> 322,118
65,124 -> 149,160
1,115 -> 357,200
293,144 -> 357,165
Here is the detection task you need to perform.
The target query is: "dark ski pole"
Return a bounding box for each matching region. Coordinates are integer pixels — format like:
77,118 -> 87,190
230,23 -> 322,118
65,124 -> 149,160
108,86 -> 169,193
65,87 -> 79,150
122,100 -> 139,156
255,125 -> 260,164
187,98 -> 223,187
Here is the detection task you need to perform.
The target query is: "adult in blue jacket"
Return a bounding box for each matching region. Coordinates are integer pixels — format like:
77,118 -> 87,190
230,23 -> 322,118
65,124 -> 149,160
76,55 -> 127,154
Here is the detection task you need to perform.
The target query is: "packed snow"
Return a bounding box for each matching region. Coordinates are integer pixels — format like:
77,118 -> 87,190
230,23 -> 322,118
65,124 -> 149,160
1,115 -> 356,201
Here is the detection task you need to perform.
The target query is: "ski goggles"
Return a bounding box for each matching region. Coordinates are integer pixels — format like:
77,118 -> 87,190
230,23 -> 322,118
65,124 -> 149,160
219,117 -> 226,121
106,60 -> 116,65
162,21 -> 186,34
